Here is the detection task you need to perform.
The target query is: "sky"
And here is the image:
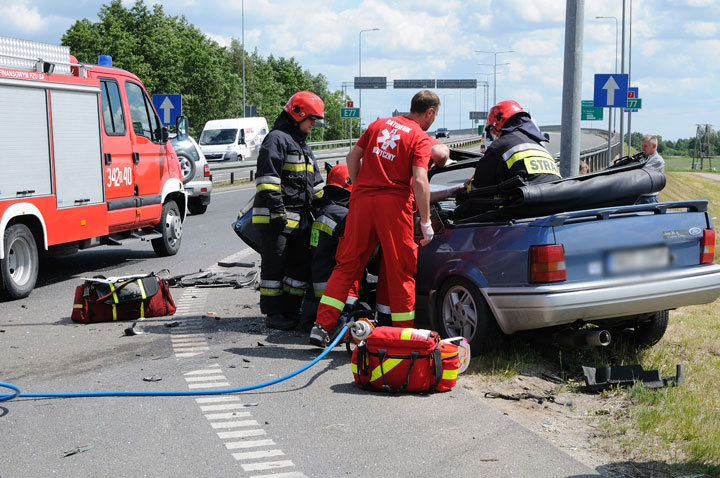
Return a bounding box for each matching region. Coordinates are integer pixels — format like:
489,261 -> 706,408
1,0 -> 719,141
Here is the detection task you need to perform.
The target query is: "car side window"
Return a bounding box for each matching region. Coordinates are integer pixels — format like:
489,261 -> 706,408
125,81 -> 161,142
100,79 -> 125,135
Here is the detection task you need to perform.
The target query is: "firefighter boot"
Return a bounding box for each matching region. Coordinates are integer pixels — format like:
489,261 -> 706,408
308,314 -> 349,348
308,324 -> 330,348
266,313 -> 298,331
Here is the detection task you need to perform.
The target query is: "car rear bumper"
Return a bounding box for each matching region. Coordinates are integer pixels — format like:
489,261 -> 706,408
484,264 -> 720,334
185,179 -> 213,199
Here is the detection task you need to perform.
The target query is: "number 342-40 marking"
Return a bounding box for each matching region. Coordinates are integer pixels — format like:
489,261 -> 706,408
106,167 -> 133,188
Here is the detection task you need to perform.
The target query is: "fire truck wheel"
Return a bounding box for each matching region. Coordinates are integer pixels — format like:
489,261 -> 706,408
152,201 -> 182,256
177,153 -> 196,185
1,224 -> 38,300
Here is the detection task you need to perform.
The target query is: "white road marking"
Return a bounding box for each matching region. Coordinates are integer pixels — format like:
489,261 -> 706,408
241,461 -> 295,472
185,375 -> 227,382
217,429 -> 267,439
225,439 -> 275,450
187,382 -> 230,389
250,471 -> 307,478
232,449 -> 285,460
204,411 -> 252,420
210,420 -> 259,429
199,403 -> 248,412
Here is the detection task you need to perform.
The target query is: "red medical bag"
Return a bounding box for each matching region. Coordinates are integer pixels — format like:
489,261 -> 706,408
71,275 -> 176,323
351,327 -> 460,393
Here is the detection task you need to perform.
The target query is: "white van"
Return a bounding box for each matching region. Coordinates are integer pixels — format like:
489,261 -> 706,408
199,117 -> 269,161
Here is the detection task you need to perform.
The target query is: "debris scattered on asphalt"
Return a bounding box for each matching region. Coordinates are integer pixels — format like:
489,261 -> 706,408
124,322 -> 143,336
167,270 -> 258,289
165,321 -> 180,328
63,444 -> 93,457
246,402 -> 258,407
0,330 -> 5,333
242,358 -> 251,363
582,364 -> 685,391
142,376 -> 162,382
218,261 -> 255,268
484,391 -> 567,405
479,458 -> 499,462
257,342 -> 265,347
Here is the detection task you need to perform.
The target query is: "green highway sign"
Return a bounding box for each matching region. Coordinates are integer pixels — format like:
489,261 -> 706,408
340,107 -> 360,118
626,98 -> 642,109
581,100 -> 603,121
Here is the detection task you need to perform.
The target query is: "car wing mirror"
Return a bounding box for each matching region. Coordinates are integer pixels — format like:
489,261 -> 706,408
176,115 -> 189,141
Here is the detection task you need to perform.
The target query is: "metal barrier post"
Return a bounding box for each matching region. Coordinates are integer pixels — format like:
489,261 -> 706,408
230,172 -> 234,184
250,170 -> 254,181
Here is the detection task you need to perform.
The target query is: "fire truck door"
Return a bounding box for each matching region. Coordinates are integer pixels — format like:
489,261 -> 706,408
125,81 -> 165,227
99,78 -> 136,229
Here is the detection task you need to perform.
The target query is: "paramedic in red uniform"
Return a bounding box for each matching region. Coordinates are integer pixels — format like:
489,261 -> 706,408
309,90 -> 439,347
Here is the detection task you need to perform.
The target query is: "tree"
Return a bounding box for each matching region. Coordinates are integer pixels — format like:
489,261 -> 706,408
62,0 -> 240,135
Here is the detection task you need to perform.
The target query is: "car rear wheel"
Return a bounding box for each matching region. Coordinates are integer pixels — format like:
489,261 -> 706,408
437,277 -> 502,355
633,310 -> 669,347
1,224 -> 38,300
152,200 -> 182,256
188,197 -> 208,215
177,153 -> 196,185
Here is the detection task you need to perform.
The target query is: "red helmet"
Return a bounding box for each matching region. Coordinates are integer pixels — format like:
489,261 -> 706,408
284,91 -> 325,123
486,100 -> 525,138
327,164 -> 352,191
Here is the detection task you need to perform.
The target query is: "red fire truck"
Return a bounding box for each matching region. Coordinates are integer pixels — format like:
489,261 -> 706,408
0,37 -> 187,300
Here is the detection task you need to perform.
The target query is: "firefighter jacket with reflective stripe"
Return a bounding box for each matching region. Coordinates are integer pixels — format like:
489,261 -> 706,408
253,111 -> 324,230
471,128 -> 561,190
310,186 -> 351,297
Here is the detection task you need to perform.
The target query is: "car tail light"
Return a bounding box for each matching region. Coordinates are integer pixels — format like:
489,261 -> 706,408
701,229 -> 715,264
204,164 -> 210,178
530,245 -> 566,283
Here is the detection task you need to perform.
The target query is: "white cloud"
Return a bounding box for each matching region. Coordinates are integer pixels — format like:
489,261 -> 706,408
684,21 -> 718,37
0,2 -> 48,32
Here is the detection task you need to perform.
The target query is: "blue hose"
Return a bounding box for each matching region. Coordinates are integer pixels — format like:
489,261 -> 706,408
0,326 -> 349,403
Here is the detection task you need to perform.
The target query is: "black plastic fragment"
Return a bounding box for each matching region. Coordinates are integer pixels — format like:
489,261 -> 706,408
582,364 -> 685,392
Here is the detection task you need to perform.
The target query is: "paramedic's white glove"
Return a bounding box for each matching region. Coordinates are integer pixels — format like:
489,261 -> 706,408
420,221 -> 434,246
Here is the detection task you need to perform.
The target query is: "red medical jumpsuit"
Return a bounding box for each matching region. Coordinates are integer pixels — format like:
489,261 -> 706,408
315,115 -> 432,331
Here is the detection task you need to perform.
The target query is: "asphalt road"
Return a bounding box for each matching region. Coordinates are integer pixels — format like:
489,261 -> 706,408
0,185 -> 600,477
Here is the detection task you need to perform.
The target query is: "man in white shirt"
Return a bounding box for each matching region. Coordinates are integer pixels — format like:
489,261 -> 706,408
636,135 -> 665,204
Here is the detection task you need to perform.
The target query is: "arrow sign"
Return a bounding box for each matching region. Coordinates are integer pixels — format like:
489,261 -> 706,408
152,94 -> 182,126
602,76 -> 619,105
593,74 -> 628,108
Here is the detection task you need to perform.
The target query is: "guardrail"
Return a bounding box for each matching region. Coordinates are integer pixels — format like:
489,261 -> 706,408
209,135 -> 484,185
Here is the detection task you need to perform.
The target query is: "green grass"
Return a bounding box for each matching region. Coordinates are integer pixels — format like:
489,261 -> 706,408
468,171 -> 720,472
665,155 -> 719,173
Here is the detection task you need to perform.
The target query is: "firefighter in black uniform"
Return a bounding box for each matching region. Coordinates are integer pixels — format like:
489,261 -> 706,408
252,91 -> 325,330
454,100 -> 561,220
299,164 -> 358,332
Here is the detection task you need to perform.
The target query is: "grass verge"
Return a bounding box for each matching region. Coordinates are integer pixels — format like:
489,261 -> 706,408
468,171 -> 720,474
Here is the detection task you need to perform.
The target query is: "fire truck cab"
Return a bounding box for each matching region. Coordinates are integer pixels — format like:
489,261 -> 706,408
0,37 -> 186,300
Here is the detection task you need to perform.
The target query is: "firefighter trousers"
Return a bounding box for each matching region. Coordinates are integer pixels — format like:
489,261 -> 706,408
259,228 -> 311,317
316,193 -> 417,331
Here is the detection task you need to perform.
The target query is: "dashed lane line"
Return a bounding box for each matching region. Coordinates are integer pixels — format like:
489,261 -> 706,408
173,249 -> 306,477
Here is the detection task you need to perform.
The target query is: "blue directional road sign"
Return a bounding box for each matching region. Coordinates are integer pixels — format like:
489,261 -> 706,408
593,74 -> 629,108
152,94 -> 182,125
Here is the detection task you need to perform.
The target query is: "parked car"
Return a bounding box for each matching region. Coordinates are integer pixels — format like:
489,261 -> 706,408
170,135 -> 212,215
435,127 -> 450,139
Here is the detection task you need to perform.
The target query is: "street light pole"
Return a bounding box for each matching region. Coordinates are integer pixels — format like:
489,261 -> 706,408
358,28 -> 380,130
242,0 -> 245,117
596,15 -> 618,166
475,50 -> 514,105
